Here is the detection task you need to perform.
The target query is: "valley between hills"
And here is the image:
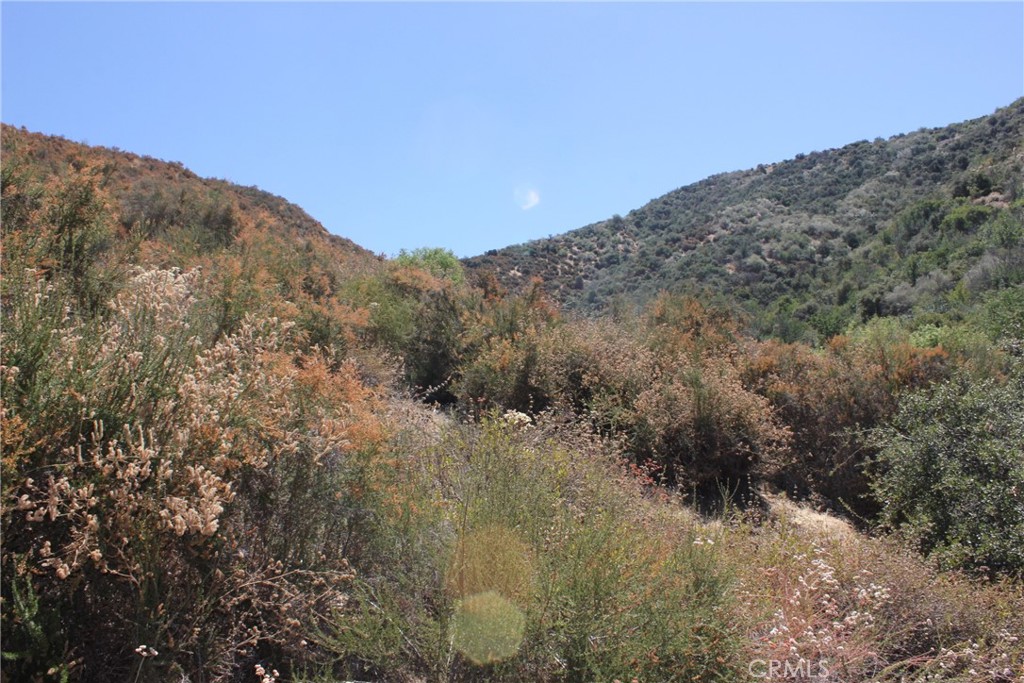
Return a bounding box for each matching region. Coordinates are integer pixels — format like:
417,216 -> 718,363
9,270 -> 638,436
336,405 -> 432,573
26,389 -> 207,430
2,100 -> 1022,682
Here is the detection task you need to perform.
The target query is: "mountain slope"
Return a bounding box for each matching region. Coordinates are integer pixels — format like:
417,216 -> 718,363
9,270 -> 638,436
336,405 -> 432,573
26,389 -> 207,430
465,99 -> 1024,339
1,123 -> 381,273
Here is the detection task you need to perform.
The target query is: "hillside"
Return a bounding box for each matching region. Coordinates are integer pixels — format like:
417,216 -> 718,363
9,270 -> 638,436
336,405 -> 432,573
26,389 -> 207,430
1,123 -> 381,278
3,124 -> 1024,683
465,99 -> 1024,340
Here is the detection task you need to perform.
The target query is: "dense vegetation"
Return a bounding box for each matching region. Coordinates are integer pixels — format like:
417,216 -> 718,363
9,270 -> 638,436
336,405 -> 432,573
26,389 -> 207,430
3,114 -> 1023,683
465,99 -> 1024,343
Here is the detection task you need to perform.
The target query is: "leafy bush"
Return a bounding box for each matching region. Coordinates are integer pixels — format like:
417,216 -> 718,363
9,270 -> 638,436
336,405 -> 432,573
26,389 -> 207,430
870,368 -> 1024,576
347,261 -> 471,400
395,246 -> 465,285
1,155 -> 125,314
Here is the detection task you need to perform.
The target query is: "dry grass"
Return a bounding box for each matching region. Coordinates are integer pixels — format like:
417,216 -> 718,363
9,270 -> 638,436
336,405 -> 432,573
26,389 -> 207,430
721,496 -> 1024,682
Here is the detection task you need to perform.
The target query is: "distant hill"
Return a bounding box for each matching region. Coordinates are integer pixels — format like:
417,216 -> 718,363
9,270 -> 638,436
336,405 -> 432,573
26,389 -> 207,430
465,100 -> 1024,340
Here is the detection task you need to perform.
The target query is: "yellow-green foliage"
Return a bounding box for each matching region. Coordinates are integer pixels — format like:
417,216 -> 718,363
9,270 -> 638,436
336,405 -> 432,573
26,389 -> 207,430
319,416 -> 742,682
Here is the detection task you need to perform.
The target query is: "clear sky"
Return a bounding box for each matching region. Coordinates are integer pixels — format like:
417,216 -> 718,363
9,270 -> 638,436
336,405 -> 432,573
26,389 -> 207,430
2,2 -> 1022,258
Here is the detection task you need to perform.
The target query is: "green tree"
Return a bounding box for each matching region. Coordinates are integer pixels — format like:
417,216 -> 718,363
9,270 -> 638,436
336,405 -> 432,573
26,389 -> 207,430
395,246 -> 465,285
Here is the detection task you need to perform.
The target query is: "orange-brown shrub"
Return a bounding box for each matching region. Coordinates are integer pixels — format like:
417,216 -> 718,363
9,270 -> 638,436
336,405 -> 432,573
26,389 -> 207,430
645,290 -> 743,356
740,334 -> 950,513
458,297 -> 790,494
631,353 -> 789,491
1,264 -> 387,681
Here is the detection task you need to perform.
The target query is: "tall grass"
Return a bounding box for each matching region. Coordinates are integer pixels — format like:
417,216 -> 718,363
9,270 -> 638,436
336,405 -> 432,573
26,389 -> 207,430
316,414 -> 743,682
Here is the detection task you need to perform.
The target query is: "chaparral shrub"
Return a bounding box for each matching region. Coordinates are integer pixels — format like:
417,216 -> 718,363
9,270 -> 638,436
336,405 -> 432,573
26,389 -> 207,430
869,366 -> 1024,576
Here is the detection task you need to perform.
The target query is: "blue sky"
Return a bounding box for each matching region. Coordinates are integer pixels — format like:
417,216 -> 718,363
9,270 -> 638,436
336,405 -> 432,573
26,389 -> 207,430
3,3 -> 1022,258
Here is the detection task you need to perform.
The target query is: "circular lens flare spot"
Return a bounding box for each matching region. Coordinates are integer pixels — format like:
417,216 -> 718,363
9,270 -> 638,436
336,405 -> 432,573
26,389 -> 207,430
452,590 -> 526,665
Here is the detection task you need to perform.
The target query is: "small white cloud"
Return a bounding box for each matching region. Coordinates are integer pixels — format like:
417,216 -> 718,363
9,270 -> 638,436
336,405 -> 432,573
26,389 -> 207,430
515,186 -> 540,210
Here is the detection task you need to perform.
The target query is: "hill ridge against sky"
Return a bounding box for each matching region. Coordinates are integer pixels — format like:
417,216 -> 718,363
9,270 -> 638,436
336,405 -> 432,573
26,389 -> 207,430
5,3 -> 1021,257
463,98 -> 1024,336
1,122 -> 378,258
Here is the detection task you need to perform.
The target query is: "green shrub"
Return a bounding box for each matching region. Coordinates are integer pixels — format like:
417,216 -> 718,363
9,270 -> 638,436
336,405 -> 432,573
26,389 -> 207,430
977,284 -> 1024,343
870,368 -> 1024,576
395,247 -> 465,285
347,262 -> 468,400
941,202 -> 993,235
